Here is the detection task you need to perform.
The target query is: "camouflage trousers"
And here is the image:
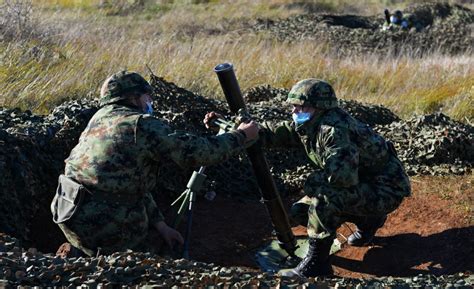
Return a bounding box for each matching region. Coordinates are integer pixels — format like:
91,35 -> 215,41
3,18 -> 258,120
58,197 -> 156,256
291,156 -> 410,239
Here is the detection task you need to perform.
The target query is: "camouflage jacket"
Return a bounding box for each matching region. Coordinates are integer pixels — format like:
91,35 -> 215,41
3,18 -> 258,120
261,107 -> 409,192
64,104 -> 246,226
382,14 -> 420,31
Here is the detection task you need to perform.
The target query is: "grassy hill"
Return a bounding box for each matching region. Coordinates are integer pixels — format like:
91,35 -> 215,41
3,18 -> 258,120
0,0 -> 472,122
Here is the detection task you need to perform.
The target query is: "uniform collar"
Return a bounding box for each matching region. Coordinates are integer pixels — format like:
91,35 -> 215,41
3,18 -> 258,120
107,103 -> 143,113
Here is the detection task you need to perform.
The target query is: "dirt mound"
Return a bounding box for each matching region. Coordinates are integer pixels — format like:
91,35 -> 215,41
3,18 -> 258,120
150,74 -> 223,132
0,130 -> 49,241
0,101 -> 99,244
376,113 -> 474,175
244,85 -> 399,126
253,3 -> 474,55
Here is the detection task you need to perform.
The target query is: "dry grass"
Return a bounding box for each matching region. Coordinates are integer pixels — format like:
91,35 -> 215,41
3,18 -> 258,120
31,0 -> 474,15
0,0 -> 473,121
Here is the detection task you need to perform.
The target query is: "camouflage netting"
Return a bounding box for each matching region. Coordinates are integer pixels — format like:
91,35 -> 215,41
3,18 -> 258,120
0,101 -> 99,243
0,233 -> 473,287
0,76 -> 472,247
252,3 -> 474,55
376,113 -> 473,175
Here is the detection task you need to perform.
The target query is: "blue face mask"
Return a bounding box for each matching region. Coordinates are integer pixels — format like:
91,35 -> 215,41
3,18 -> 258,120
390,16 -> 400,24
292,112 -> 312,125
145,101 -> 154,115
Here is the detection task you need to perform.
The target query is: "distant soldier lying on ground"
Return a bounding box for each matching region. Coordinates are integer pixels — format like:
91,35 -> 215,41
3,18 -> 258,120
50,71 -> 259,257
207,79 -> 411,277
383,9 -> 421,31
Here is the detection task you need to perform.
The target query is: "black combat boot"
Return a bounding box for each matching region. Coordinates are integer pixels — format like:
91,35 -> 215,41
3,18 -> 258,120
347,215 -> 387,247
281,237 -> 333,278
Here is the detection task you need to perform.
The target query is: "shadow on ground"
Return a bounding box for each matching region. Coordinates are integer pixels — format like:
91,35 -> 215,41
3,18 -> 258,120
333,226 -> 474,277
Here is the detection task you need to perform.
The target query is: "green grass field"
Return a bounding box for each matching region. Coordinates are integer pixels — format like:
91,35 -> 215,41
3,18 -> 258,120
0,0 -> 473,122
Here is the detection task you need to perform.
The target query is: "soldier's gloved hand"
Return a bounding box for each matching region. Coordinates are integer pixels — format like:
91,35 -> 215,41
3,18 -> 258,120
155,221 -> 184,248
237,121 -> 259,142
204,111 -> 224,131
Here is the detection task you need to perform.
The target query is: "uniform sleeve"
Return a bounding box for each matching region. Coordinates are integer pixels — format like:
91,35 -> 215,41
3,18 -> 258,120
317,125 -> 359,187
143,192 -> 165,226
259,121 -> 302,149
137,115 -> 247,168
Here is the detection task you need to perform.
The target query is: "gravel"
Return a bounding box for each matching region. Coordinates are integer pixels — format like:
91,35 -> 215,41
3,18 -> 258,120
1,233 -> 473,288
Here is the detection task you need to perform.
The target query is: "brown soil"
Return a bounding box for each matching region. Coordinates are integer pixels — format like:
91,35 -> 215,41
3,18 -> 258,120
185,175 -> 474,277
29,175 -> 473,278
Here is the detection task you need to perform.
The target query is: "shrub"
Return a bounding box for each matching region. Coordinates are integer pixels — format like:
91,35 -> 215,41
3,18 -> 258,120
0,0 -> 35,41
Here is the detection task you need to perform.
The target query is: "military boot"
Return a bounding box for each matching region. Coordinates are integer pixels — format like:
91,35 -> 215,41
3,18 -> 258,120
280,237 -> 333,278
348,215 -> 387,247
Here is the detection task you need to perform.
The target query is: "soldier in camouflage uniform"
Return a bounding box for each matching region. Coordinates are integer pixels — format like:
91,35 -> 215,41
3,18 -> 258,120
382,9 -> 421,31
258,79 -> 411,277
383,9 -> 410,30
51,71 -> 259,257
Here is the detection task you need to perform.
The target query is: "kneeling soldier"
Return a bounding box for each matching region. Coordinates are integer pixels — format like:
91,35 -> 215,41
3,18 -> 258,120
51,71 -> 259,257
259,79 -> 411,277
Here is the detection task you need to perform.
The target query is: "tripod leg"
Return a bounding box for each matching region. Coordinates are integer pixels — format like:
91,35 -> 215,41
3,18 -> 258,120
183,191 -> 194,259
172,190 -> 190,228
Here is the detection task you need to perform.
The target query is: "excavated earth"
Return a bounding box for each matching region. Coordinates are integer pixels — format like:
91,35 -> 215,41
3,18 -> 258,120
252,3 -> 474,55
0,74 -> 473,287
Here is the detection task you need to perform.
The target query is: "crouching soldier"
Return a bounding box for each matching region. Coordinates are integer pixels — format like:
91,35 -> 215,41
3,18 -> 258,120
259,79 -> 411,277
51,71 -> 259,257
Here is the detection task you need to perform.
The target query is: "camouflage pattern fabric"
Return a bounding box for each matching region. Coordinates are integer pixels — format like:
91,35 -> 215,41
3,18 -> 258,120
57,103 -> 246,256
382,15 -> 413,30
261,107 -> 411,240
253,3 -> 473,55
382,13 -> 420,31
382,11 -> 410,31
100,71 -> 153,106
287,79 -> 338,109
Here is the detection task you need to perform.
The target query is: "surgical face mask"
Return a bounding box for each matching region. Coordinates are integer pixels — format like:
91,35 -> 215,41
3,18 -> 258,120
292,112 -> 312,125
145,101 -> 154,115
390,16 -> 400,24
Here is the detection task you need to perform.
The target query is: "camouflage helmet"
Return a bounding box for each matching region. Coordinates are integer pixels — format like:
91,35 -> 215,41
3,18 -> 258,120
394,10 -> 403,18
287,79 -> 338,109
99,71 -> 153,106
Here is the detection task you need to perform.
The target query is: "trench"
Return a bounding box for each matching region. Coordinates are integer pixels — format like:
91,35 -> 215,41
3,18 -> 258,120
1,79 -> 473,278
10,178 -> 474,279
